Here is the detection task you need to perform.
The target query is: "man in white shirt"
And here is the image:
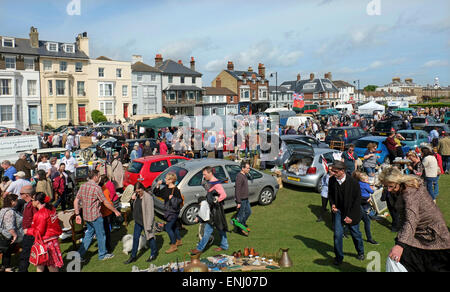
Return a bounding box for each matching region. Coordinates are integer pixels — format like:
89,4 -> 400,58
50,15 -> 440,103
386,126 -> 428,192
4,171 -> 32,196
61,151 -> 78,184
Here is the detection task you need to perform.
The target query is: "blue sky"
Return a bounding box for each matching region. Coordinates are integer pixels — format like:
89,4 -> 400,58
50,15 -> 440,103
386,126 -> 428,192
1,0 -> 449,87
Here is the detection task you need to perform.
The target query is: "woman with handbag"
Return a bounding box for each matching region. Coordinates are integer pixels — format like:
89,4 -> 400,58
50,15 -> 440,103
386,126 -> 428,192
24,192 -> 63,272
0,194 -> 23,272
154,172 -> 183,254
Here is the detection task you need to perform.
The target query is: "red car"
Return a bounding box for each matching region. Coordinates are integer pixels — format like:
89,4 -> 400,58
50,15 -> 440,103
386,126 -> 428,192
123,155 -> 190,189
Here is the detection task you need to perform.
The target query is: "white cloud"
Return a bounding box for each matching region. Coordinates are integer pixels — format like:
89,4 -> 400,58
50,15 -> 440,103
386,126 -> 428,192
158,37 -> 214,61
423,60 -> 449,68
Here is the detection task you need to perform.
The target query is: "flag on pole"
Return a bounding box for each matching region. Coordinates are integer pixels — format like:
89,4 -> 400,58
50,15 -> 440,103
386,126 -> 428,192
293,92 -> 305,109
321,155 -> 329,172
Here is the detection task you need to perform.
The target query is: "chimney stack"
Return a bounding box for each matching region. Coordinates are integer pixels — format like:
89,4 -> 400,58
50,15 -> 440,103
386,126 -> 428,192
132,55 -> 143,64
227,61 -> 234,71
178,60 -> 183,65
29,26 -> 39,48
258,63 -> 266,79
328,72 -> 332,80
76,32 -> 89,57
190,57 -> 196,71
216,77 -> 221,88
248,66 -> 253,72
297,74 -> 301,81
155,54 -> 163,68
310,73 -> 315,81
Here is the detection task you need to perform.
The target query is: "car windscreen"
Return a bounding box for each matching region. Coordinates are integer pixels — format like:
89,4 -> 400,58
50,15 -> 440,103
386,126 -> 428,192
354,140 -> 379,149
154,166 -> 189,186
411,118 -> 425,123
400,133 -> 417,141
127,161 -> 144,173
327,129 -> 344,138
375,122 -> 392,130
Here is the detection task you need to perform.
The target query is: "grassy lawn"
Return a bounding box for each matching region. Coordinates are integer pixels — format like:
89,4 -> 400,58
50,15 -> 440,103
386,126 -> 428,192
33,174 -> 450,272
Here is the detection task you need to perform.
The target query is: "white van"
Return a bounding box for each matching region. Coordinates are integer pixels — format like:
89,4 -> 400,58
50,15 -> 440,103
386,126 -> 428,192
286,116 -> 310,129
335,104 -> 354,113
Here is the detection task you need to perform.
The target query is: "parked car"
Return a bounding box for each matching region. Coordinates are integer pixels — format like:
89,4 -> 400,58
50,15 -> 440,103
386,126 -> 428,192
422,124 -> 450,137
324,127 -> 368,145
150,159 -> 279,225
373,119 -> 407,136
281,135 -> 329,149
354,136 -> 410,164
397,130 -> 429,150
124,155 -> 190,189
281,142 -> 340,193
410,116 -> 438,130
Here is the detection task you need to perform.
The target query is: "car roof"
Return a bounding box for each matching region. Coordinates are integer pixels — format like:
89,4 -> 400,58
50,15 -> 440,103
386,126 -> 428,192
357,136 -> 387,142
172,158 -> 238,171
424,124 -> 447,127
398,130 -> 427,133
328,127 -> 360,130
314,148 -> 338,155
134,155 -> 189,163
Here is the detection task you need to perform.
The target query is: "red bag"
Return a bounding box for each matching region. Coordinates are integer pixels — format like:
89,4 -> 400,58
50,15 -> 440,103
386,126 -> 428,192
29,233 -> 49,266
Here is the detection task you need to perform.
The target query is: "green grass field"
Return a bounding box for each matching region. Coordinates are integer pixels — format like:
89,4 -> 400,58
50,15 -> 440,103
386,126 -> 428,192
44,174 -> 450,272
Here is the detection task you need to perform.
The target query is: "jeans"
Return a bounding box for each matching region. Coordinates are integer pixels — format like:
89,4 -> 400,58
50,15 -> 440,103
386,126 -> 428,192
237,199 -> 252,226
103,215 -> 112,253
132,223 -> 157,258
165,217 -> 181,245
78,216 -> 108,260
360,205 -> 373,241
53,191 -> 67,211
18,235 -> 34,272
364,167 -> 376,176
332,210 -> 364,262
425,177 -> 439,200
443,156 -> 450,172
197,223 -> 228,251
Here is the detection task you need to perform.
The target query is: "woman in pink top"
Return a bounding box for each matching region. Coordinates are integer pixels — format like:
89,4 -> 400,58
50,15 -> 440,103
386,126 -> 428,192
159,138 -> 168,155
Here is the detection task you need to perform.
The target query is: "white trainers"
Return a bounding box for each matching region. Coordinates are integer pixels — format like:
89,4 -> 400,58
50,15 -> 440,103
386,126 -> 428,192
101,254 -> 115,261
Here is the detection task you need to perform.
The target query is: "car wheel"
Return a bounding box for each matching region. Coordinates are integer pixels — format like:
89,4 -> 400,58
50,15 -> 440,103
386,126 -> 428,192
181,203 -> 199,225
315,177 -> 323,193
258,187 -> 274,206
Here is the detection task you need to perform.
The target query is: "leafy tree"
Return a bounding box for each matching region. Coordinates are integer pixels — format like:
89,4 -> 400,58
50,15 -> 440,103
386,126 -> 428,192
91,110 -> 107,124
364,85 -> 378,92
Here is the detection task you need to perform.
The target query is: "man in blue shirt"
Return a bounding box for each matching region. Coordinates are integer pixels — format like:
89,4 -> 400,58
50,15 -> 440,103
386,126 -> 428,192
2,160 -> 17,181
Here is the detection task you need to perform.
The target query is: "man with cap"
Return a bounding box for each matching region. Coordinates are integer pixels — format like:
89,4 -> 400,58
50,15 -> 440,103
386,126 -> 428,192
3,171 -> 32,197
18,185 -> 37,272
328,161 -> 364,265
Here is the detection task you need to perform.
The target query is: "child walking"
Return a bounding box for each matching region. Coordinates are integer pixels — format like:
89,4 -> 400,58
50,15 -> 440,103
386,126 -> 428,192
355,172 -> 378,245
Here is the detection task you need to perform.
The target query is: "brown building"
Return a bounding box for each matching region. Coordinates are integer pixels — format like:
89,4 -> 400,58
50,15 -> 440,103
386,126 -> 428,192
211,62 -> 269,114
201,80 -> 239,115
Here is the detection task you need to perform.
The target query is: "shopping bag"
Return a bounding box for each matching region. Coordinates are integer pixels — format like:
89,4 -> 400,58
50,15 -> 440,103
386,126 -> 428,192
386,257 -> 408,272
29,234 -> 49,266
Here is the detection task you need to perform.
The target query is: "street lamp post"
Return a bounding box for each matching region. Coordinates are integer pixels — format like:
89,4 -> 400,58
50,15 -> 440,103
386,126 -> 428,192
354,80 -> 360,103
270,72 -> 278,108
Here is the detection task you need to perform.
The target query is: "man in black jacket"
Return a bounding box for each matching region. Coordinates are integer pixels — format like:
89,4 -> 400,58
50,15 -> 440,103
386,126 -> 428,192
328,161 -> 365,265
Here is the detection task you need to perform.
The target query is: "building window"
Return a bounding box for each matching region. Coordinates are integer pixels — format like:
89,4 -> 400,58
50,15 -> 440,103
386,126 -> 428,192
60,61 -> 67,72
151,74 -> 156,82
43,60 -> 52,71
0,105 -> 13,122
2,38 -> 14,48
132,86 -> 137,97
99,68 -> 104,77
99,83 -> 114,97
180,76 -> 185,84
137,74 -> 142,82
168,91 -> 176,101
16,105 -> 20,122
56,104 -> 66,120
48,80 -> 53,96
122,85 -> 128,97
75,62 -> 83,72
64,44 -> 74,53
56,80 -> 66,96
24,58 -> 34,70
143,86 -> 155,98
27,80 -> 37,96
99,101 -> 114,115
116,69 -> 122,78
192,77 -> 196,84
77,81 -> 85,96
188,91 -> 195,100
49,104 -> 54,120
0,79 -> 11,96
168,75 -> 173,84
5,56 -> 15,69
47,43 -> 58,52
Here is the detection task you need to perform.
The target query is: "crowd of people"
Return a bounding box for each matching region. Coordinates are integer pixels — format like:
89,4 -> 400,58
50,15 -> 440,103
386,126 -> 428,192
1,107 -> 450,272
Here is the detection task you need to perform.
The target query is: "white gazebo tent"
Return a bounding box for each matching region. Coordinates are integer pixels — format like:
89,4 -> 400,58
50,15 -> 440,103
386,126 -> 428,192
358,101 -> 385,115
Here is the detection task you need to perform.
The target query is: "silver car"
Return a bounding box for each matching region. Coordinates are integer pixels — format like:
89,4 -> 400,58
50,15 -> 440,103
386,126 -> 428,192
150,159 -> 279,225
281,142 -> 340,193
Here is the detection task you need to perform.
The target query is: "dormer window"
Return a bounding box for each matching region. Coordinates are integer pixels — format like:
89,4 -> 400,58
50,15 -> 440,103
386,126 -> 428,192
2,38 -> 15,48
47,43 -> 58,52
63,44 -> 75,53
